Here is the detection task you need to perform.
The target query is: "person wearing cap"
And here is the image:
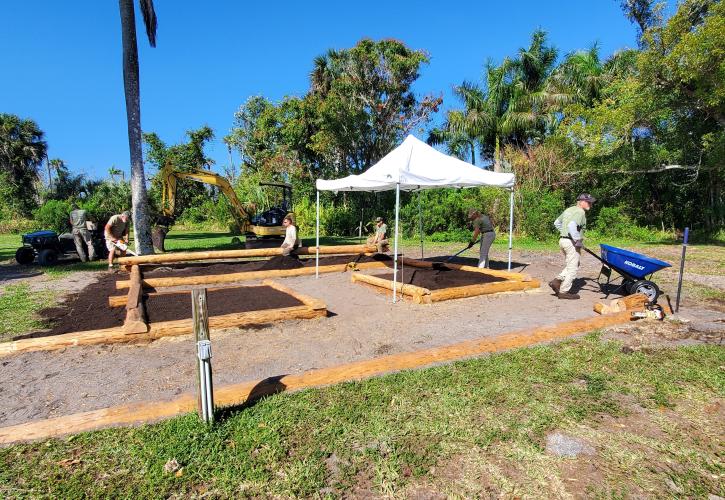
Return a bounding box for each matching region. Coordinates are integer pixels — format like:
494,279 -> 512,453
467,208 -> 496,268
550,194 -> 596,299
69,204 -> 97,262
281,213 -> 301,256
104,210 -> 131,269
366,216 -> 389,253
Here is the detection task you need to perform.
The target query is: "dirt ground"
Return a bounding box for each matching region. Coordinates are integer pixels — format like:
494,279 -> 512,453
0,247 -> 722,429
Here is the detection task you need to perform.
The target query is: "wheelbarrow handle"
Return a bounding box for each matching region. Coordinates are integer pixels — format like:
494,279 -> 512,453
582,245 -> 604,263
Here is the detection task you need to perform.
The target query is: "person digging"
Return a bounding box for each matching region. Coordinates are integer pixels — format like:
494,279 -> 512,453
467,209 -> 496,268
280,213 -> 301,256
550,193 -> 596,299
104,210 -> 131,270
366,216 -> 389,254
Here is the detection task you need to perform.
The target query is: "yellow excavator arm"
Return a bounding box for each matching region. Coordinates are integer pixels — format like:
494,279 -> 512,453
159,163 -> 286,238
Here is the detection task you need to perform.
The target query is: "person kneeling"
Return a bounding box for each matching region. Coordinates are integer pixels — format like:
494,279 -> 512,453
366,216 -> 389,254
281,213 -> 301,256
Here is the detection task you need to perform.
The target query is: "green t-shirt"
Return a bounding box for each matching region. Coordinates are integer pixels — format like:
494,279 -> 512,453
556,206 -> 587,237
376,223 -> 388,238
69,209 -> 87,230
472,215 -> 493,233
105,214 -> 129,239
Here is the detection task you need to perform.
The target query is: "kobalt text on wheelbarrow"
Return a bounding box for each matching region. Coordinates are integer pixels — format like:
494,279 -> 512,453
582,243 -> 671,303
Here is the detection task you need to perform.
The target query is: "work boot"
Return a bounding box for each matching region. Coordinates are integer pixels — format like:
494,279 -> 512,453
558,291 -> 580,300
548,279 -> 562,294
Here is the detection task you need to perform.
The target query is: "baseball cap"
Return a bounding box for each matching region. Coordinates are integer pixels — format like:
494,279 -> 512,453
375,216 -> 383,222
121,210 -> 131,218
577,193 -> 596,203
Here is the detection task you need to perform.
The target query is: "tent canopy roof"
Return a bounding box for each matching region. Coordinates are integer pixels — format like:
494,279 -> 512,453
316,135 -> 515,192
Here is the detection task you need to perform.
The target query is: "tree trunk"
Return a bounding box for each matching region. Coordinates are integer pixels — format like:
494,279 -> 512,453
493,136 -> 502,172
119,0 -> 154,255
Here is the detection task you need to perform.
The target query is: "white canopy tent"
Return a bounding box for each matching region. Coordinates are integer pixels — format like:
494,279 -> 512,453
314,134 -> 516,301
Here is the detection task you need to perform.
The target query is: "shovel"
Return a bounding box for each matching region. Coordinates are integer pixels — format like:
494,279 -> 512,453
444,238 -> 479,263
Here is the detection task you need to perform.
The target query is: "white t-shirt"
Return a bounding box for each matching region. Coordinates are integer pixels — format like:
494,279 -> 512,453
283,225 -> 300,248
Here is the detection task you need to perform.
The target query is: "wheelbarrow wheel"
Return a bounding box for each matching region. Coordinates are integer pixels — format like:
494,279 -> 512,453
631,280 -> 659,303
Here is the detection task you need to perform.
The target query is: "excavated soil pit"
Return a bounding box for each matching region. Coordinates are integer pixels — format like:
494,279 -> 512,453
144,286 -> 303,323
140,253 -> 393,278
375,267 -> 506,290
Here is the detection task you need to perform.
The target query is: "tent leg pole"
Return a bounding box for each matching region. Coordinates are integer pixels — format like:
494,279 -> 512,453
508,188 -> 514,271
393,183 -> 400,303
315,190 -> 320,279
418,190 -> 424,259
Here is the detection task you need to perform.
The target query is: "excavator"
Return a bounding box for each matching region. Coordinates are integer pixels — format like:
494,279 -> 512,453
155,162 -> 292,250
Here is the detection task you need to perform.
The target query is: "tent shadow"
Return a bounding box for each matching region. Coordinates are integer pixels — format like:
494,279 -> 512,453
425,256 -> 529,272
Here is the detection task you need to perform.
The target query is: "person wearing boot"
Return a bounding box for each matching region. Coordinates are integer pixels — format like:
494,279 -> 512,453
549,193 -> 596,299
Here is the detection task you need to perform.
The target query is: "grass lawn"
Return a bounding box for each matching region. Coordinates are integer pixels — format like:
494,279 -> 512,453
0,335 -> 722,498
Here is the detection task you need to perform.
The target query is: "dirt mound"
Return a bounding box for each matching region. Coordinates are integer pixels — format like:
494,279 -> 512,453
376,267 -> 505,290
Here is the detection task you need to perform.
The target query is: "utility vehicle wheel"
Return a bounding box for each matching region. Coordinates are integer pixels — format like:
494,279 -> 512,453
37,249 -> 59,266
15,247 -> 35,265
631,279 -> 659,303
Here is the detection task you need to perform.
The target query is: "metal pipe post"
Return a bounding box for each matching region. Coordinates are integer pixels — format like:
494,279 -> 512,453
675,227 -> 689,312
507,188 -> 514,271
192,289 -> 214,423
418,190 -> 424,258
315,190 -> 320,279
393,183 -> 400,303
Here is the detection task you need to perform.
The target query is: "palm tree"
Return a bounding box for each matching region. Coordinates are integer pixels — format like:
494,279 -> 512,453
0,113 -> 47,214
108,166 -> 122,183
118,0 -> 156,255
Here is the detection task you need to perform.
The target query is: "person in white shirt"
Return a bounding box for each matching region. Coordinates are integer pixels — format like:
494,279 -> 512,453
281,213 -> 301,256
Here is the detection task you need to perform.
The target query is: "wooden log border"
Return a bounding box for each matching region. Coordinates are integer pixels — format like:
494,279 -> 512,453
115,260 -> 390,290
399,256 -> 532,282
0,281 -> 326,358
0,310 -> 637,445
117,244 -> 378,266
351,266 -> 540,303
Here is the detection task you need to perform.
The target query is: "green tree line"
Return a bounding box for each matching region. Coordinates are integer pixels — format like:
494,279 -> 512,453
2,0 -> 722,240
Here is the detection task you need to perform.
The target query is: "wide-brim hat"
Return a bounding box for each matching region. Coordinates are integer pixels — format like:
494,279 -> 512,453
375,217 -> 383,222
577,193 -> 596,203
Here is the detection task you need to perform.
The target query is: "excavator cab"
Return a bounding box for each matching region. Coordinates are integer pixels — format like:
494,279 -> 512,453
245,182 -> 293,248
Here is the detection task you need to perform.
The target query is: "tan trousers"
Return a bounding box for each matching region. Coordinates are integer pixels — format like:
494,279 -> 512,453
72,228 -> 96,262
367,236 -> 389,253
556,238 -> 580,293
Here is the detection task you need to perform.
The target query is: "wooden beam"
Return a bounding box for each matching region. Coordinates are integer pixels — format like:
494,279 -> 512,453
115,261 -> 389,290
428,279 -> 540,302
122,265 -> 148,334
262,279 -> 327,311
399,256 -> 531,282
350,272 -> 431,304
593,293 -> 648,315
0,305 -> 326,358
116,244 -> 378,266
0,310 -> 635,445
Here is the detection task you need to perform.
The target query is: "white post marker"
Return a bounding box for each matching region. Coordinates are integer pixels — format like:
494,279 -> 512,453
192,289 -> 214,423
315,190 -> 320,279
418,189 -> 424,259
393,182 -> 400,303
508,187 -> 514,271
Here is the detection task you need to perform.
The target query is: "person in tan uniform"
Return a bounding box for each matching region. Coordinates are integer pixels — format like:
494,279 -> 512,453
366,216 -> 389,253
281,213 -> 301,256
549,194 -> 596,299
104,211 -> 130,269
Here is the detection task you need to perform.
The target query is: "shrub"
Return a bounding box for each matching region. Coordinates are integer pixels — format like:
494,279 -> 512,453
518,189 -> 565,240
33,200 -> 73,233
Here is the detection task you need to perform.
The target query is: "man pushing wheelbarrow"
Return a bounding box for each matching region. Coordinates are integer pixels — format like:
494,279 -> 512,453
549,193 -> 670,303
549,193 -> 596,300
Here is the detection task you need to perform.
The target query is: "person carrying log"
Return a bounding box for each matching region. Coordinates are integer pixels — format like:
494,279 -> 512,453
366,216 -> 389,253
549,193 -> 596,299
69,204 -> 97,262
105,210 -> 131,269
281,213 -> 301,256
467,209 -> 496,268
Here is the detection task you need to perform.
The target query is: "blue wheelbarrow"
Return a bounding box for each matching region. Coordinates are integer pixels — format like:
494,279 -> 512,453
583,244 -> 671,302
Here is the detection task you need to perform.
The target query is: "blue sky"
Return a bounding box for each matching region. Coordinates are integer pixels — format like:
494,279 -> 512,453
2,1 -> 643,180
